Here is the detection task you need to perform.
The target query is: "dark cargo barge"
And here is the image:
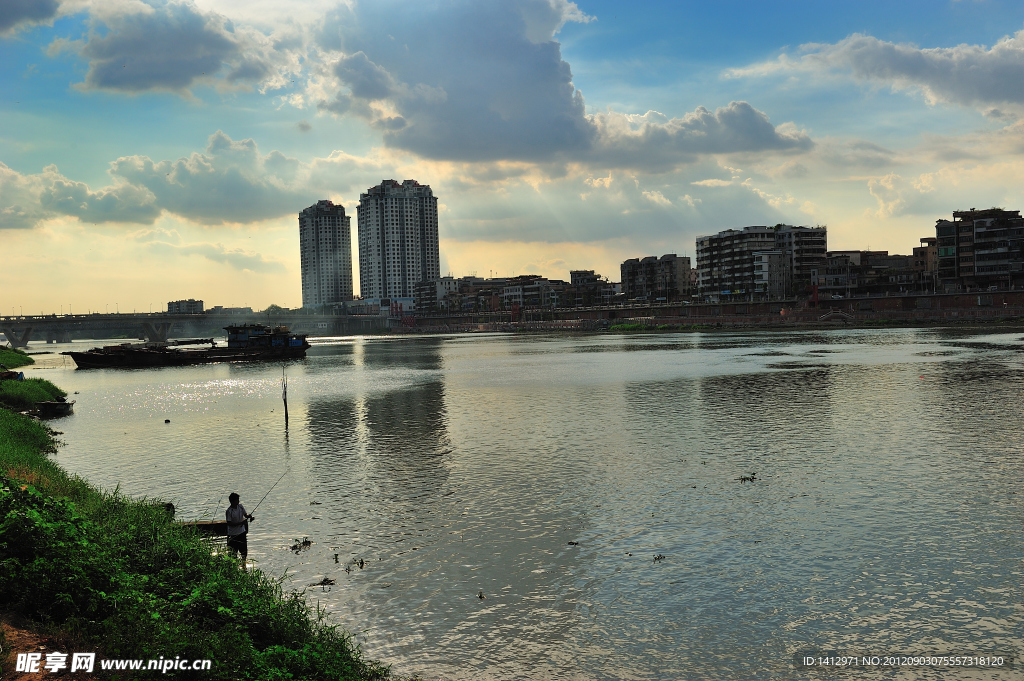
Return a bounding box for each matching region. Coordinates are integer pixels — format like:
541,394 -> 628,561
62,324 -> 310,369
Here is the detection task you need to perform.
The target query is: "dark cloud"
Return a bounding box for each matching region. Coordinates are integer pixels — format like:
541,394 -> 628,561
334,51 -> 397,100
316,0 -> 593,161
55,1 -> 283,94
0,0 -> 60,35
314,1 -> 808,167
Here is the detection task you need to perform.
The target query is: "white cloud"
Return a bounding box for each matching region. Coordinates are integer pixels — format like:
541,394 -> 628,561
642,190 -> 671,206
0,131 -> 396,228
729,30 -> 1024,109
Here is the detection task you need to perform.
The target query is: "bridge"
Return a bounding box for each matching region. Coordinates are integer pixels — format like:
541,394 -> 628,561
0,312 -> 386,348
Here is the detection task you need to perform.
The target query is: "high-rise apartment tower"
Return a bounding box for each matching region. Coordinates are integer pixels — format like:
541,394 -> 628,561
357,179 -> 440,299
299,200 -> 353,307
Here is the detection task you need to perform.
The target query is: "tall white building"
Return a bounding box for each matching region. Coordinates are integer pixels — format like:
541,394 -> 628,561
357,179 -> 440,299
299,200 -> 353,307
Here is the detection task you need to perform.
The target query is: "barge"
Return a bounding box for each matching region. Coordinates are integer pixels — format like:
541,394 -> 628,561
62,324 -> 310,369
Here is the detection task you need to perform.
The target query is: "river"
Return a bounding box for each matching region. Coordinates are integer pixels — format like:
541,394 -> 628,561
22,328 -> 1024,679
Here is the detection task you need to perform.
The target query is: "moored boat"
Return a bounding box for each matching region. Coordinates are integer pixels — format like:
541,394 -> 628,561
61,324 -> 310,369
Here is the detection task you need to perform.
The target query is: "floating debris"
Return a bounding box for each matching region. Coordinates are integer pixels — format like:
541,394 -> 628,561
736,472 -> 758,483
567,541 -> 579,546
164,419 -> 170,424
309,577 -> 335,587
358,558 -> 365,569
654,554 -> 666,563
309,501 -> 322,505
344,565 -> 351,574
334,553 -> 339,564
290,537 -> 312,553
478,590 -> 485,599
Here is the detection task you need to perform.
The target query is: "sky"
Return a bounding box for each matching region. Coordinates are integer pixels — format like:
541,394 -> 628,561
3,0 -> 1024,313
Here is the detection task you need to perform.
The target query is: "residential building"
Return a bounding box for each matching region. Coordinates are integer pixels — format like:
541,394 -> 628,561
167,299 -> 204,314
774,225 -> 827,284
414,276 -> 460,313
568,270 -> 620,306
207,306 -> 254,315
696,226 -> 776,300
357,179 -> 440,299
501,275 -> 570,310
936,208 -> 1024,291
752,251 -> 787,299
620,254 -> 691,301
299,200 -> 353,308
819,250 -> 929,297
696,225 -> 827,300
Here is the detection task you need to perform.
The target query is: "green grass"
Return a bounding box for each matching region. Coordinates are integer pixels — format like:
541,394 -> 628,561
0,378 -> 66,412
0,407 -> 392,680
0,347 -> 34,370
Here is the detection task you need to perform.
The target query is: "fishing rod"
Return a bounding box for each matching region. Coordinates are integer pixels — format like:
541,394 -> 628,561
248,468 -> 289,518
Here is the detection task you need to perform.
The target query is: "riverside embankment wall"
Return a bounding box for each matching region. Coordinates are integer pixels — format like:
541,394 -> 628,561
410,291 -> 1024,332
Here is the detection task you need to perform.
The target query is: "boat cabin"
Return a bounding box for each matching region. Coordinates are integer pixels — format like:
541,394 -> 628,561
224,324 -> 306,349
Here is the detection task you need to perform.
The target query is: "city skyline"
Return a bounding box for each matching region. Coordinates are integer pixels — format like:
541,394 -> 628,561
3,1 -> 1024,312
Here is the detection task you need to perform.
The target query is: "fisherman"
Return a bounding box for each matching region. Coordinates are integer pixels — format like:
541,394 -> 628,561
225,492 -> 254,569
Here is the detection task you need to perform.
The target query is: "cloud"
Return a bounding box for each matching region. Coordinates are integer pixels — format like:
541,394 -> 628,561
143,237 -> 286,272
0,161 -> 160,229
0,130 -> 395,228
110,131 -> 314,223
729,30 -> 1024,109
39,166 -> 160,223
587,103 -> 812,169
0,0 -> 61,35
50,0 -> 297,95
642,190 -> 671,206
312,1 -> 807,168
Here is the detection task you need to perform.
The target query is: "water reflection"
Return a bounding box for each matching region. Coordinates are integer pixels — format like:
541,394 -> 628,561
38,328 -> 1024,680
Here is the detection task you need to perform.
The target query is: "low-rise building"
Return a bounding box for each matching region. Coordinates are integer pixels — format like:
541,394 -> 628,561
167,299 -> 204,314
620,254 -> 691,301
936,208 -> 1024,291
501,275 -> 569,310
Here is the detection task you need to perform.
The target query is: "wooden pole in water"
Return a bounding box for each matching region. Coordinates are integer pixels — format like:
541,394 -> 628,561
282,369 -> 289,430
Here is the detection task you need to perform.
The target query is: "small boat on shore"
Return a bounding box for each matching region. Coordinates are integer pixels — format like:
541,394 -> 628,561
61,324 -> 310,369
37,399 -> 74,419
179,520 -> 228,536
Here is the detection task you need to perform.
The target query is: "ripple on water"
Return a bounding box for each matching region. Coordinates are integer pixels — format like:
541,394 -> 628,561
39,328 -> 1024,679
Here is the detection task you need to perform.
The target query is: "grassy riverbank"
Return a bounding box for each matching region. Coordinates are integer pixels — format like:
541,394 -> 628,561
0,347 -> 34,369
0,377 -> 65,412
0,392 -> 392,679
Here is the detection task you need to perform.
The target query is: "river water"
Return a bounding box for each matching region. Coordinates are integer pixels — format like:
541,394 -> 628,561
22,328 -> 1024,679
